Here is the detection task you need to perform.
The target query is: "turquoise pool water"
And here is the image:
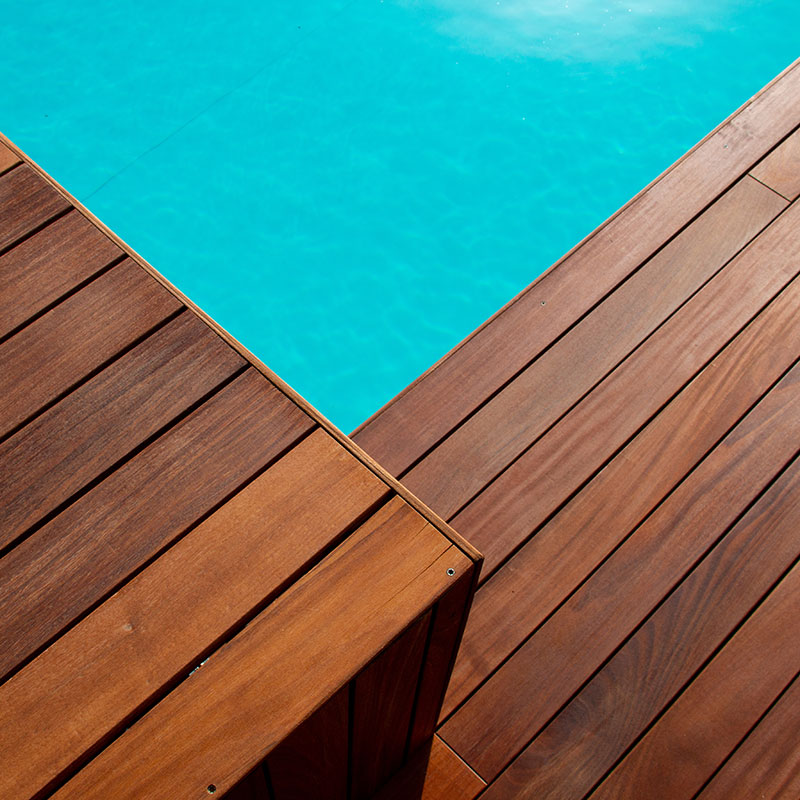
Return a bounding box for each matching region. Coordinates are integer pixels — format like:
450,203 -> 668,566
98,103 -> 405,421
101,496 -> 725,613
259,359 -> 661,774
2,2 -> 797,432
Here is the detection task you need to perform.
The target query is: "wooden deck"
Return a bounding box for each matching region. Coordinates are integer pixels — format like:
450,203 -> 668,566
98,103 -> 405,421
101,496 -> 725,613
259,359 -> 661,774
355,59 -> 800,798
0,136 -> 481,799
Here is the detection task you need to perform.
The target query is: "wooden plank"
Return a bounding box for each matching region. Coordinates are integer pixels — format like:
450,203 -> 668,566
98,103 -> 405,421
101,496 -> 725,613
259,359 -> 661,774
478,454 -> 800,800
0,311 -> 243,551
352,614 -> 431,800
0,259 -> 182,437
697,674 -> 800,800
223,766 -> 271,800
453,195 -> 800,576
0,141 -> 21,174
401,177 -> 785,518
44,499 -> 470,800
267,686 -> 348,800
588,563 -> 800,800
0,442 -> 392,800
0,164 -> 70,251
440,357 -> 800,780
373,736 -> 485,800
352,59 -> 800,476
443,264 -> 800,717
751,128 -> 800,199
0,210 -> 122,339
0,370 -> 317,680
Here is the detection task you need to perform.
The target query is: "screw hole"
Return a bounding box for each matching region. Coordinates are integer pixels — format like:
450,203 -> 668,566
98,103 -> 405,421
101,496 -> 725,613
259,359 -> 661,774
541,300 -> 546,305
446,568 -> 456,577
207,785 -> 217,794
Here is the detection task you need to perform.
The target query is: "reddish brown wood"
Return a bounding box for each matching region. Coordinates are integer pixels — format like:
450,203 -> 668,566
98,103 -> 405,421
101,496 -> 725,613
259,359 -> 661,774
0,312 -> 243,550
478,454 -> 800,799
0,259 -> 182,437
0,211 -> 122,339
352,613 -> 432,799
352,60 -> 800,476
401,177 -> 785,518
0,141 -> 20,174
588,563 -> 800,800
443,265 -> 800,717
440,358 -> 800,780
751,128 -> 800,199
0,370 -> 317,680
267,686 -> 349,800
697,674 -> 800,800
0,164 -> 70,251
224,767 -> 271,800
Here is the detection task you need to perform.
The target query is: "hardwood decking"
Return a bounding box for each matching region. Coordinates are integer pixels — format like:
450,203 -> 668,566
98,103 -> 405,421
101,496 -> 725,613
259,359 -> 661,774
356,59 -> 800,798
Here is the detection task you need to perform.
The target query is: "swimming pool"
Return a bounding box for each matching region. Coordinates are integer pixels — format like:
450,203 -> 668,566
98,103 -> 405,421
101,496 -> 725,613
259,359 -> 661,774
2,1 -> 797,432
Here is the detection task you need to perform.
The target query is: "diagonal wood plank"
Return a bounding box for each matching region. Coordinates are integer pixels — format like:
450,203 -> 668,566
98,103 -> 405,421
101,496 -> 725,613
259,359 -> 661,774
0,312 -> 243,551
440,357 -> 800,780
751,127 -> 800,200
0,369 -> 318,680
443,266 -> 800,717
0,141 -> 21,174
0,259 -> 182,437
0,211 -> 122,340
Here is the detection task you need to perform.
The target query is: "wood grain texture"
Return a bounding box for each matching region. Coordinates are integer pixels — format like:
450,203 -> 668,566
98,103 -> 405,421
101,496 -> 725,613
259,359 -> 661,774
0,210 -> 122,339
267,686 -> 348,800
0,311 -> 243,551
352,59 -> 800,477
0,259 -> 181,437
443,264 -> 800,717
373,736 -> 485,800
0,141 -> 20,174
0,370 -> 315,680
588,562 -> 800,800
454,194 -> 800,577
0,430 -> 389,799
47,498 -> 469,800
0,164 -> 70,251
402,177 -> 785,518
352,613 -> 431,799
478,453 -> 800,800
697,674 -> 800,800
751,128 -> 800,199
441,358 -> 800,780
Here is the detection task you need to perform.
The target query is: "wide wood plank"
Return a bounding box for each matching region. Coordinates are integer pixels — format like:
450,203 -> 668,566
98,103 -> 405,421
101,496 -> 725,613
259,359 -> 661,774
0,259 -> 182,437
443,264 -> 800,716
478,453 -> 800,799
453,195 -> 800,576
0,432 -> 392,800
402,177 -> 785,518
352,59 -> 800,476
0,369 -> 316,680
440,357 -> 800,780
0,312 -> 243,551
0,164 -> 70,251
0,141 -> 21,174
588,563 -> 800,800
751,127 -> 800,200
45,499 -> 470,800
697,674 -> 800,800
0,210 -> 122,339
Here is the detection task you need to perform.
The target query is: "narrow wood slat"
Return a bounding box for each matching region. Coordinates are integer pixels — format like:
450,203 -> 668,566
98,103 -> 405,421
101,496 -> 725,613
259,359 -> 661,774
588,563 -> 800,800
353,614 -> 431,799
0,259 -> 182,437
0,141 -> 21,174
352,59 -> 800,476
443,264 -> 800,717
751,128 -> 800,200
47,498 -> 470,800
0,430 -> 389,800
0,369 -> 315,680
0,312 -> 243,551
454,195 -> 800,577
267,686 -> 348,800
0,210 -> 122,339
373,736 -> 485,800
440,358 -> 800,780
402,177 -> 785,518
0,164 -> 70,251
478,453 -> 800,799
697,674 -> 800,800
